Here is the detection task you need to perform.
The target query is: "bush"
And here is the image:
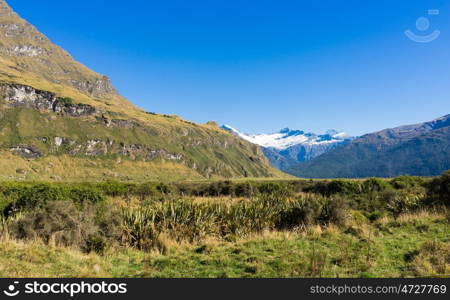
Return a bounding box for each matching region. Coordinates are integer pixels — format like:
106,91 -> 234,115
324,180 -> 362,196
3,183 -> 106,216
319,197 -> 348,226
56,97 -> 74,107
84,234 -> 107,254
391,176 -> 424,190
381,190 -> 421,216
258,182 -> 284,195
69,186 -> 105,205
121,206 -> 162,250
156,183 -> 175,195
13,184 -> 66,212
234,183 -> 254,197
276,198 -> 322,229
426,171 -> 450,206
362,178 -> 392,193
9,201 -> 100,252
98,181 -> 132,197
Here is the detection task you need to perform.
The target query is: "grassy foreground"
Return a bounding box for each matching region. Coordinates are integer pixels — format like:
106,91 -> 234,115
0,174 -> 449,278
0,210 -> 448,278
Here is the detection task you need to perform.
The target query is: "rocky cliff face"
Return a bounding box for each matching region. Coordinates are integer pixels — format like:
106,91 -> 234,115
1,84 -> 99,116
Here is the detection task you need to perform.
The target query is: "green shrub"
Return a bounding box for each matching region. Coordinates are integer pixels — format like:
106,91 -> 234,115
98,181 -> 133,197
258,182 -> 284,194
84,234 -> 107,254
319,197 -> 348,226
391,176 -> 424,190
121,206 -> 162,251
325,180 -> 362,196
426,171 -> 450,206
156,183 -> 175,195
276,198 -> 322,229
69,186 -> 105,205
381,190 -> 421,216
234,183 -> 255,197
13,183 -> 66,212
362,178 -> 392,193
56,97 -> 74,107
9,201 -> 99,251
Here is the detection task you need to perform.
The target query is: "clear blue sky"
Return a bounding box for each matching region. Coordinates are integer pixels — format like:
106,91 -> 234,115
8,0 -> 450,136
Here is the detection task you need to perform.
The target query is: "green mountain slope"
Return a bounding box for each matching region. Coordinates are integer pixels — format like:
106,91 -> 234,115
0,0 -> 284,181
289,115 -> 450,178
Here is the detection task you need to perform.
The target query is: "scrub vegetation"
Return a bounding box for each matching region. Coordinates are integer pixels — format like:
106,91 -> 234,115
0,172 -> 448,278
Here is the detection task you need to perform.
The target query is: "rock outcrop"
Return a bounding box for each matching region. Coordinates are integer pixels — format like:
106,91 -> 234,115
0,84 -> 99,117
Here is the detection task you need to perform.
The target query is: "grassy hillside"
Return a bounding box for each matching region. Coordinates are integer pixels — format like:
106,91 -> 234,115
0,0 -> 285,180
0,104 -> 284,180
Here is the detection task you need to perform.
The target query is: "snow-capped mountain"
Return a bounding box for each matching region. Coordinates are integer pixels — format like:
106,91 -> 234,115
221,125 -> 353,171
221,125 -> 350,149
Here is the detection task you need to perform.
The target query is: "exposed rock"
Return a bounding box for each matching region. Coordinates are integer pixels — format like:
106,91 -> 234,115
92,76 -> 116,96
119,143 -> 182,161
69,145 -> 83,156
111,118 -> 140,129
0,23 -> 25,37
85,139 -> 108,156
15,168 -> 26,174
10,145 -> 42,158
66,76 -> 116,97
6,45 -> 48,57
54,137 -> 64,147
1,83 -> 99,117
61,103 -> 97,117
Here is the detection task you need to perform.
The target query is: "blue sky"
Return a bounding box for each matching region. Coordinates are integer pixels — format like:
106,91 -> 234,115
7,0 -> 450,136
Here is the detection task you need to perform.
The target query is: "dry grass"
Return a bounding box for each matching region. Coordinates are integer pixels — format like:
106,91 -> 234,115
411,240 -> 450,277
191,196 -> 248,205
0,151 -> 203,182
395,207 -> 447,225
0,209 -> 448,278
0,238 -> 110,277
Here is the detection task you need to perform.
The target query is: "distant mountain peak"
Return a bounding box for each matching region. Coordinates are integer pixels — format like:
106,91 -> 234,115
221,125 -> 351,150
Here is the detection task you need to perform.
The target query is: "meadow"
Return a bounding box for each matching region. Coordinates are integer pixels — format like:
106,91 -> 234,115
0,173 -> 449,278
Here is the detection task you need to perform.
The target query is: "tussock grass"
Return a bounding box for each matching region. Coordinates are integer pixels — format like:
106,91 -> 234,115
410,240 -> 450,277
1,210 -> 447,278
0,174 -> 448,278
0,238 -> 109,278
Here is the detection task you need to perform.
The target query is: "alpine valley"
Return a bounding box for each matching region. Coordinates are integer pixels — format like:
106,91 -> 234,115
0,0 -> 449,280
221,125 -> 353,171
0,0 -> 449,182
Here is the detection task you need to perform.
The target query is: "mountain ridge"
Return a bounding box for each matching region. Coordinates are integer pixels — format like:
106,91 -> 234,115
221,124 -> 353,170
0,0 -> 124,101
289,114 -> 450,178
